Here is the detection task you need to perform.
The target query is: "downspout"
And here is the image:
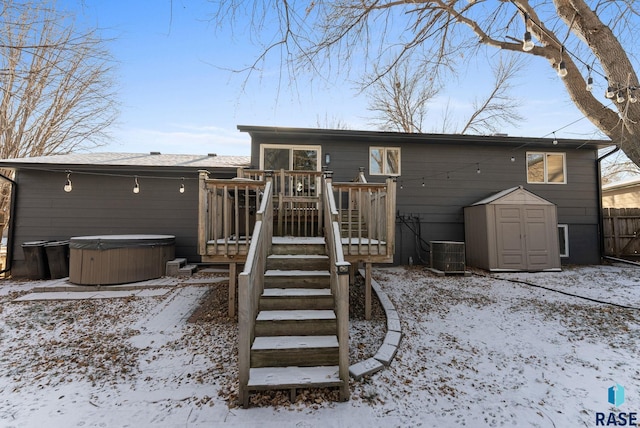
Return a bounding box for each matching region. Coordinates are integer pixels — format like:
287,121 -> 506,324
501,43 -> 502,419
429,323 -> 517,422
597,145 -> 621,260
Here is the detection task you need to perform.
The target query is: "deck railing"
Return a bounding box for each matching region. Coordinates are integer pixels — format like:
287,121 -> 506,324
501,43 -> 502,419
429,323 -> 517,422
237,177 -> 273,406
332,177 -> 396,262
238,169 -> 323,237
198,171 -> 266,259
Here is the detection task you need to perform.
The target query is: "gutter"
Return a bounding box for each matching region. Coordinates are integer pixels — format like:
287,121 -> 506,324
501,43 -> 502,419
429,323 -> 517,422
596,145 -> 621,260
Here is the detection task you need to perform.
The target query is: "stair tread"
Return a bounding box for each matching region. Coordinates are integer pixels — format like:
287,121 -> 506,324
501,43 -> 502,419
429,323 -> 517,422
267,254 -> 329,259
252,335 -> 338,350
265,270 -> 330,276
256,310 -> 335,321
262,288 -> 332,297
272,237 -> 325,245
247,366 -> 341,388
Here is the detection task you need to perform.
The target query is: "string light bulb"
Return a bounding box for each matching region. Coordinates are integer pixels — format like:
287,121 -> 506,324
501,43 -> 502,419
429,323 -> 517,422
629,89 -> 638,104
522,31 -> 534,52
133,176 -> 140,194
179,177 -> 185,193
556,47 -> 567,78
557,60 -> 567,78
616,91 -> 625,103
63,171 -> 72,193
606,86 -> 615,99
553,132 -> 558,145
476,163 -> 481,174
510,156 -> 516,162
421,177 -> 425,187
585,66 -> 593,91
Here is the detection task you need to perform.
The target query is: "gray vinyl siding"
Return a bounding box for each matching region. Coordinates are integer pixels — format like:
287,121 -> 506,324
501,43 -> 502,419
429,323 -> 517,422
247,131 -> 603,266
10,168 -> 233,277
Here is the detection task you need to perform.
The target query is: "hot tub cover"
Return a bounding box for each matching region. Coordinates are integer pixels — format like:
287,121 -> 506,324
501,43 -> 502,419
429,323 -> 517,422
69,234 -> 175,250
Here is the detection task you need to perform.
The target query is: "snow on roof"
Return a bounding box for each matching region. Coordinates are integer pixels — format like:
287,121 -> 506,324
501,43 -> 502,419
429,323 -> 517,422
602,176 -> 640,191
0,152 -> 251,169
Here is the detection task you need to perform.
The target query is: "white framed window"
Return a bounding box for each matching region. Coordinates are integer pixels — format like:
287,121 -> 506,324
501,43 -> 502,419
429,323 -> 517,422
370,147 -> 401,176
527,152 -> 566,184
260,144 -> 321,171
558,224 -> 569,258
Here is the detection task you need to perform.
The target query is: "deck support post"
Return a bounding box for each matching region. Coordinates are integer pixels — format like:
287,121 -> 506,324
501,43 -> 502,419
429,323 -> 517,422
229,262 -> 237,317
365,262 -> 372,320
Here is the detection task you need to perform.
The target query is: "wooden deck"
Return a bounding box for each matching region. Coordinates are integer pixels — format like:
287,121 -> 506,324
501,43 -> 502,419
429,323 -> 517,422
197,169 -> 396,407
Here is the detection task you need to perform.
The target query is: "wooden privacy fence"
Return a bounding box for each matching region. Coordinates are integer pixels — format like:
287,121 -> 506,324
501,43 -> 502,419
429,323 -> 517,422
603,207 -> 640,257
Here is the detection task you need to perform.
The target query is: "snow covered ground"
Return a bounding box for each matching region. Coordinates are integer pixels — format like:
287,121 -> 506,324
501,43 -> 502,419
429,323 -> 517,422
1,263 -> 639,427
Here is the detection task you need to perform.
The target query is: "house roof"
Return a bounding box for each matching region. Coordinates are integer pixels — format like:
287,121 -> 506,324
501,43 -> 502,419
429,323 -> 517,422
602,176 -> 640,192
0,152 -> 251,171
470,186 -> 554,206
237,125 -> 615,150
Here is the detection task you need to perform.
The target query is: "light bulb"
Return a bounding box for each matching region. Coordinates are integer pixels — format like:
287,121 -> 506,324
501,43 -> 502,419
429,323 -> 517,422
522,32 -> 534,52
179,183 -> 185,193
510,156 -> 515,162
630,91 -> 638,104
606,86 -> 615,99
64,173 -> 72,192
133,177 -> 140,194
557,61 -> 568,78
586,76 -> 593,92
616,91 -> 625,103
476,164 -> 481,174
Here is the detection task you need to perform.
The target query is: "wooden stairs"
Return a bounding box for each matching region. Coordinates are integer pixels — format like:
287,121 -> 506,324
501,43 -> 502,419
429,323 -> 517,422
244,237 -> 344,406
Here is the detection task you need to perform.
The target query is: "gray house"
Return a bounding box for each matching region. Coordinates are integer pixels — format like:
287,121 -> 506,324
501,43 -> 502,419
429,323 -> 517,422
238,125 -> 615,267
0,152 -> 250,277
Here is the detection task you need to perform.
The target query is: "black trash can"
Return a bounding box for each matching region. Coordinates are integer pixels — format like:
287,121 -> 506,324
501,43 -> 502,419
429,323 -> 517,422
21,241 -> 50,280
45,240 -> 70,279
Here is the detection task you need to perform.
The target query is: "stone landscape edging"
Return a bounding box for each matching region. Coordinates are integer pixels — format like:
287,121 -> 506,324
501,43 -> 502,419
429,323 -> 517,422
349,268 -> 403,380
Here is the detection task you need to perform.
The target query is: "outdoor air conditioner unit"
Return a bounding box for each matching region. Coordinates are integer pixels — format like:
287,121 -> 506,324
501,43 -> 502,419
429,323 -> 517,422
430,241 -> 466,273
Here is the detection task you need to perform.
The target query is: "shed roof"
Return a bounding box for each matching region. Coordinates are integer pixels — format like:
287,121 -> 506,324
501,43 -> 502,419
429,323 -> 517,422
470,186 -> 554,206
0,152 -> 251,171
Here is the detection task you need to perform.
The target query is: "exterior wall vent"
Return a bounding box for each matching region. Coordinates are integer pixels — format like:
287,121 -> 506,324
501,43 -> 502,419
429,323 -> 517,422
430,241 -> 466,273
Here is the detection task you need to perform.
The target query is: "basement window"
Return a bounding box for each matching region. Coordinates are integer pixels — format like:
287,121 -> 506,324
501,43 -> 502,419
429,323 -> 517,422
558,224 -> 569,257
527,152 -> 566,184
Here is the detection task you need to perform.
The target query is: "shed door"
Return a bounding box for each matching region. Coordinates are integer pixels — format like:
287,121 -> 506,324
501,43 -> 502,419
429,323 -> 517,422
495,205 -> 558,270
495,207 -> 526,269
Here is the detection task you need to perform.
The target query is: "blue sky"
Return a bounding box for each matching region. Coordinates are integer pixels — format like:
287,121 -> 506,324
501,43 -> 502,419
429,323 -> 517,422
65,0 -> 603,156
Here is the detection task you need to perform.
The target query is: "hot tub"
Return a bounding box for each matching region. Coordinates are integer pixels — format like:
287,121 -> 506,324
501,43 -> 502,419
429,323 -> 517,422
69,234 -> 175,285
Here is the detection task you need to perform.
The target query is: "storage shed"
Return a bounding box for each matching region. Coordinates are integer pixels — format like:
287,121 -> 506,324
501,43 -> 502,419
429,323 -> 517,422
464,186 -> 561,271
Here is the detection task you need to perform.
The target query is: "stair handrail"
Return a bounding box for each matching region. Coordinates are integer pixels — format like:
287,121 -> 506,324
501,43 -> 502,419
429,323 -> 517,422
237,173 -> 273,406
322,171 -> 350,402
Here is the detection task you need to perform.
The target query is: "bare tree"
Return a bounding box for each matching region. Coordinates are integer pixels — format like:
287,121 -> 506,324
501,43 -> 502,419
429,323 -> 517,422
209,1 -> 640,166
460,55 -> 525,135
367,62 -> 441,132
0,0 -> 118,160
369,54 -> 524,134
0,0 -> 117,231
601,151 -> 640,185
